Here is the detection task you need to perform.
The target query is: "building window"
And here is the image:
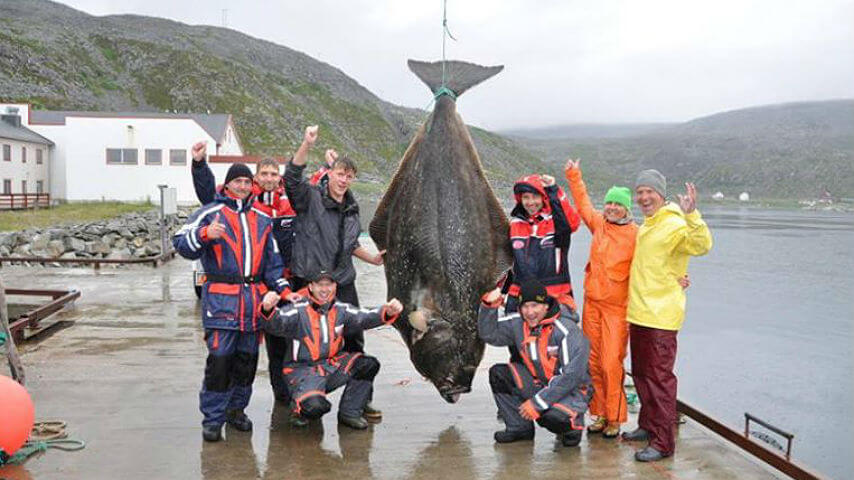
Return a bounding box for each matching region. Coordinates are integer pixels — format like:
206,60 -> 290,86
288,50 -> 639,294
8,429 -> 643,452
2,145 -> 9,162
21,180 -> 26,194
36,180 -> 44,194
169,149 -> 187,166
2,179 -> 10,194
21,146 -> 26,163
106,148 -> 138,165
36,149 -> 43,164
145,149 -> 163,165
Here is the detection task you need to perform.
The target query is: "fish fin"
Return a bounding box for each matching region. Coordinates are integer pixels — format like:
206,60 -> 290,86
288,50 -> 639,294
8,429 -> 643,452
408,60 -> 503,98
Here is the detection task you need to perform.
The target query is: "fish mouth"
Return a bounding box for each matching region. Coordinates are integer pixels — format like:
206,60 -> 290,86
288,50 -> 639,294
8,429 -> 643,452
439,385 -> 471,404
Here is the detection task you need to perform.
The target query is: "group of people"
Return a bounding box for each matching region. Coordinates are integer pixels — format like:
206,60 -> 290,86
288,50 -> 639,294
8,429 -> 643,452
174,126 -> 394,443
480,160 -> 711,461
174,124 -> 713,463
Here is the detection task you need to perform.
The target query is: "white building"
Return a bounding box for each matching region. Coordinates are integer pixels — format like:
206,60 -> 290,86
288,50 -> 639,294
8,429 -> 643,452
0,103 -> 245,203
739,192 -> 750,202
0,108 -> 53,199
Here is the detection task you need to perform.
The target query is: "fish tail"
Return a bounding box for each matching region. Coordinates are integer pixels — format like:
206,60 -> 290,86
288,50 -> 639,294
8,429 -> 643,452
408,59 -> 503,100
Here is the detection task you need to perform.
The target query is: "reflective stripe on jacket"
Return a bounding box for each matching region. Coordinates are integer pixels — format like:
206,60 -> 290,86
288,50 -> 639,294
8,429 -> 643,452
174,192 -> 287,331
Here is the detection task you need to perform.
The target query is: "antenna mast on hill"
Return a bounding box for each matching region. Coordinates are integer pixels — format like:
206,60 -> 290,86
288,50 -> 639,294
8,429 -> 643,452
221,9 -> 228,28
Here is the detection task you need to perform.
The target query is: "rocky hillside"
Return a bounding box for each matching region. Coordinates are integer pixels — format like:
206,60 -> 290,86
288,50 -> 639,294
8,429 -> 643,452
515,100 -> 854,199
0,0 -> 543,193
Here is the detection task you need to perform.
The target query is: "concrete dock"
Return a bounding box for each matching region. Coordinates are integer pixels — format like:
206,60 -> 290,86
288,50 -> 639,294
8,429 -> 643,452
0,260 -> 785,479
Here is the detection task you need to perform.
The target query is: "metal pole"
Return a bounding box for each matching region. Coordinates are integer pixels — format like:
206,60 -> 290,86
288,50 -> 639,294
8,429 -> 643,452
158,184 -> 168,260
0,276 -> 25,384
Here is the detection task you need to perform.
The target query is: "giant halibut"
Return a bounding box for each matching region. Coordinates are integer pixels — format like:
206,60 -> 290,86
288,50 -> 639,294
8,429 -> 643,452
370,60 -> 512,403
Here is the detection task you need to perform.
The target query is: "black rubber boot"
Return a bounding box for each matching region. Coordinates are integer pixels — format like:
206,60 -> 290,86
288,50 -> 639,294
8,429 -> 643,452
362,403 -> 382,423
635,446 -> 671,462
226,410 -> 253,432
560,430 -> 583,447
202,424 -> 222,442
289,412 -> 309,428
338,414 -> 369,430
621,427 -> 649,441
493,429 -> 535,443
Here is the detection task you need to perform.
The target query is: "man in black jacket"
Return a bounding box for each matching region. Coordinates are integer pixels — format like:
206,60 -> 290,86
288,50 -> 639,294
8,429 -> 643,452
285,126 -> 385,419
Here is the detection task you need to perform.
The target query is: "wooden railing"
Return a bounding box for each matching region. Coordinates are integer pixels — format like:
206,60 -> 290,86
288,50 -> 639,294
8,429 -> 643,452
0,193 -> 50,210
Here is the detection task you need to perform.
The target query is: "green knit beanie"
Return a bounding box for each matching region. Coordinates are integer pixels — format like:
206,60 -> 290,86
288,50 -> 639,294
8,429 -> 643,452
604,186 -> 632,210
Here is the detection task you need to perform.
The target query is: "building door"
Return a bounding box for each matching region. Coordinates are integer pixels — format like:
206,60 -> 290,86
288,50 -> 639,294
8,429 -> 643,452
21,180 -> 26,194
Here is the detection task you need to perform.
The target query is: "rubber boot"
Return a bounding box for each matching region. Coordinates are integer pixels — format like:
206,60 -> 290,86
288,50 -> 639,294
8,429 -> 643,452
338,413 -> 369,430
226,410 -> 253,432
621,427 -> 649,441
560,430 -> 583,447
202,424 -> 223,442
493,429 -> 534,443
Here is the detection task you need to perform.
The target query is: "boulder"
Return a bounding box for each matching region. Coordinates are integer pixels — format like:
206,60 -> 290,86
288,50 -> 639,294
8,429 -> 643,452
31,233 -> 50,251
107,248 -> 132,260
47,239 -> 66,257
65,237 -> 86,252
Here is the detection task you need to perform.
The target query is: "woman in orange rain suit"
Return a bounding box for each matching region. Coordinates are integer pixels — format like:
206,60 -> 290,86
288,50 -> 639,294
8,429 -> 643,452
564,158 -> 638,438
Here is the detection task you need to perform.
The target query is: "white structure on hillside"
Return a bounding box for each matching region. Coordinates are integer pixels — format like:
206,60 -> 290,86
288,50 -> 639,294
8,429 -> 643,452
0,107 -> 53,197
739,192 -> 750,202
0,103 -> 245,203
712,191 -> 725,200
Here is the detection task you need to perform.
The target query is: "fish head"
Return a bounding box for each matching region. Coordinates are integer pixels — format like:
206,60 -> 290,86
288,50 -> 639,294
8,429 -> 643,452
407,309 -> 482,403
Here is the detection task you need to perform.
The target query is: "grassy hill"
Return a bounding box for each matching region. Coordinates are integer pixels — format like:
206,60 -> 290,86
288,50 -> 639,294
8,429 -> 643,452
0,0 -> 543,196
515,100 -> 854,199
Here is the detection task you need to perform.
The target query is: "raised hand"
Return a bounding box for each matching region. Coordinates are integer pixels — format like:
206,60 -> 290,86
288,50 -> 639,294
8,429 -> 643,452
386,298 -> 403,317
564,158 -> 580,173
304,125 -> 319,146
678,274 -> 691,290
192,142 -> 207,162
324,148 -> 339,166
540,174 -> 555,187
677,182 -> 697,214
206,213 -> 226,240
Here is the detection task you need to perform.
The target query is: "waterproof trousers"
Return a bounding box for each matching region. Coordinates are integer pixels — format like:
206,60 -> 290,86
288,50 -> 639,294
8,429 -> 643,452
630,324 -> 678,454
489,363 -> 589,434
287,353 -> 380,419
200,329 -> 259,427
582,299 -> 629,423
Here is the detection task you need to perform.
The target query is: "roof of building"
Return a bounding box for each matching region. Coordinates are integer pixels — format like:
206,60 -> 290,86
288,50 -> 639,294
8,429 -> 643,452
0,119 -> 54,146
29,110 -> 232,142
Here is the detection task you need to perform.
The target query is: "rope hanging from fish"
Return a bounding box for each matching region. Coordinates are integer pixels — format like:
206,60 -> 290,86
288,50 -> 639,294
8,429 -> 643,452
437,0 -> 457,101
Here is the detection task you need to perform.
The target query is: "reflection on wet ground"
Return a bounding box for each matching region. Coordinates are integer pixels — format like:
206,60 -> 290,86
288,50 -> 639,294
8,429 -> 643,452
0,259 -> 785,479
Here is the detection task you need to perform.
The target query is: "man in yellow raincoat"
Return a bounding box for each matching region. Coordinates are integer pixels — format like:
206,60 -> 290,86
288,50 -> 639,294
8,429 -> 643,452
621,169 -> 712,462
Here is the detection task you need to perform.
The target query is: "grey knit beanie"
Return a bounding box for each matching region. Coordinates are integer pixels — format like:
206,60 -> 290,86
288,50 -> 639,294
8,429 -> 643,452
635,169 -> 666,199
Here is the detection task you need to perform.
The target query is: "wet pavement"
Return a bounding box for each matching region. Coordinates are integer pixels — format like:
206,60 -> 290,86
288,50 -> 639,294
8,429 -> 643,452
1,255 -> 785,480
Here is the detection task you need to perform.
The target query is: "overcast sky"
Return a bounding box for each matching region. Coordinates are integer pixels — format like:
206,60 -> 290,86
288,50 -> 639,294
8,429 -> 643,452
59,0 -> 854,130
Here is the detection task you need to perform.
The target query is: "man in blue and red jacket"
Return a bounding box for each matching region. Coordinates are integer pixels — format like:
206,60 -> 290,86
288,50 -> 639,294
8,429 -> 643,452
506,174 -> 581,313
190,143 -> 299,407
174,163 -> 292,442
